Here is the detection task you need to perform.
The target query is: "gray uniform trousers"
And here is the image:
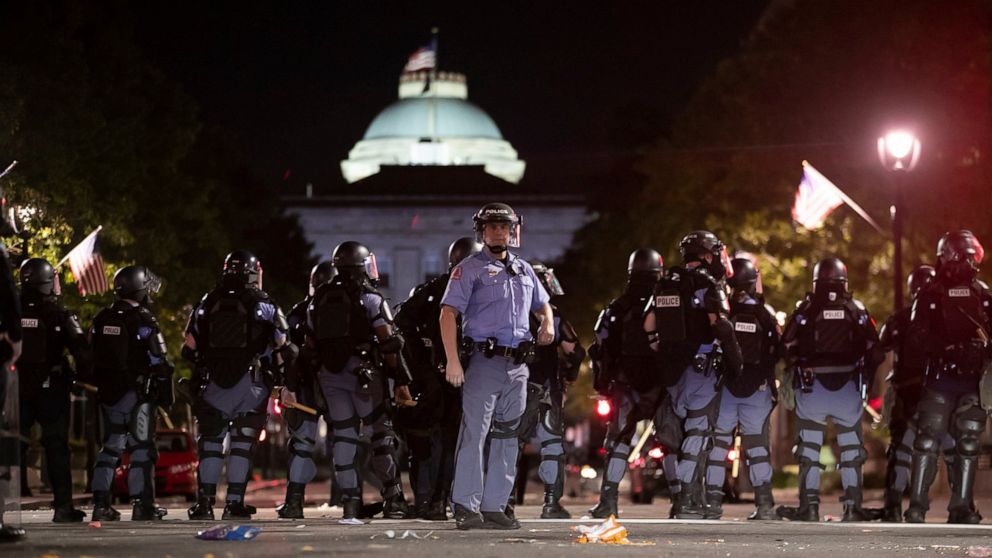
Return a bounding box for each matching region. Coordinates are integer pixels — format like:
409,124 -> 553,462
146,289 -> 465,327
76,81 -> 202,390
91,391 -> 155,499
603,384 -> 677,491
535,385 -> 565,486
196,373 -> 270,504
286,412 -> 319,485
705,387 -> 774,497
452,352 -> 528,513
668,365 -> 722,485
318,361 -> 401,501
793,378 -> 864,505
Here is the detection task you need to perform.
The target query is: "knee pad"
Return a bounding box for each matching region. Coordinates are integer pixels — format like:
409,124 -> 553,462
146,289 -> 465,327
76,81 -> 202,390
196,406 -> 229,439
490,417 -> 520,440
914,432 -> 939,454
957,435 -> 981,458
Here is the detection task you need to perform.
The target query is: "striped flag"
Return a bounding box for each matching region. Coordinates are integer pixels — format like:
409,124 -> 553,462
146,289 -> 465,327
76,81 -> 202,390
791,162 -> 844,230
404,42 -> 436,73
60,226 -> 109,296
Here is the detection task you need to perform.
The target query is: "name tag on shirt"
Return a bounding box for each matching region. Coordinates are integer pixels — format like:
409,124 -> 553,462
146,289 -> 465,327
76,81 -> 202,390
103,325 -> 122,335
21,318 -> 38,328
656,295 -> 680,308
949,288 -> 971,297
823,310 -> 845,320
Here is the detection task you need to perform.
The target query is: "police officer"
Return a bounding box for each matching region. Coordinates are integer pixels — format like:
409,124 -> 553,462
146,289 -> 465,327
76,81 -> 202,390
394,237 -> 480,520
704,258 -> 782,520
644,231 -> 743,519
441,202 -> 553,530
904,231 -> 992,524
306,241 -> 414,522
185,251 -> 291,521
89,266 -> 173,521
777,258 -> 881,522
877,265 -> 957,522
0,218 -> 23,540
276,261 -> 335,519
589,248 -> 680,518
17,259 -> 90,522
513,261 -> 584,519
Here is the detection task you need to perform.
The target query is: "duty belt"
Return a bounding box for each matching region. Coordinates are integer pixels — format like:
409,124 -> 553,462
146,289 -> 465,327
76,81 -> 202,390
474,342 -> 523,359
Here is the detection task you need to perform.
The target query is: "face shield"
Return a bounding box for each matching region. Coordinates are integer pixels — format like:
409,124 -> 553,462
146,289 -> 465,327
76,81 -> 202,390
255,263 -> 264,290
718,244 -> 733,280
539,267 -> 565,296
365,252 -> 380,282
52,272 -> 62,297
476,215 -> 523,251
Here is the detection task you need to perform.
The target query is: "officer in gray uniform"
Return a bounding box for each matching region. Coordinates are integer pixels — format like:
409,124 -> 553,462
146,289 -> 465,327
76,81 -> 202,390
441,202 -> 553,530
704,258 -> 782,520
276,261 -> 335,519
589,248 -> 681,519
89,266 -> 173,521
905,231 -> 992,524
777,258 -> 881,522
394,237 -> 480,520
185,251 -> 291,521
877,265 -> 956,522
306,241 -> 414,522
644,231 -> 743,519
17,258 -> 91,523
513,262 -> 584,519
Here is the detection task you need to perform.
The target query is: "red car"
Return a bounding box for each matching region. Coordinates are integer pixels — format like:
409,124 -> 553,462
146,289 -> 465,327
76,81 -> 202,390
112,429 -> 198,502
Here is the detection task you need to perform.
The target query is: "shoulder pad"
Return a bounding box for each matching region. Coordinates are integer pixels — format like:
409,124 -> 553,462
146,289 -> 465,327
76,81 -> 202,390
854,299 -> 866,311
273,306 -> 289,331
63,312 -> 85,336
593,307 -> 608,332
380,298 -> 394,323
764,303 -> 777,316
136,306 -> 158,325
979,279 -> 990,290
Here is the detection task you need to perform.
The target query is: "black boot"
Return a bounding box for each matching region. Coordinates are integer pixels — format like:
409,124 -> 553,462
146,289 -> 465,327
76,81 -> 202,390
91,491 -> 121,522
277,482 -> 306,519
382,492 -> 414,519
777,490 -> 820,522
541,479 -> 571,519
842,503 -> 873,522
588,481 -> 619,518
341,492 -> 362,521
222,501 -> 256,520
748,484 -> 779,521
453,504 -> 485,530
905,449 -> 937,523
881,488 -> 903,523
481,510 -> 521,530
675,481 -> 706,519
187,486 -> 216,520
131,500 -> 167,521
668,489 -> 681,519
703,489 -> 723,520
422,487 -> 449,520
52,503 -> 86,523
0,523 -> 26,542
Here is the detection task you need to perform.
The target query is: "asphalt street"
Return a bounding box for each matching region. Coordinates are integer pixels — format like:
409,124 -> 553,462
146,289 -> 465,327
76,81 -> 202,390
7,499 -> 992,558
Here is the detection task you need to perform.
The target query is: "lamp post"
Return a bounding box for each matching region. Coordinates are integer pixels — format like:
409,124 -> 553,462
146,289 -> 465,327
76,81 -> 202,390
878,130 -> 921,311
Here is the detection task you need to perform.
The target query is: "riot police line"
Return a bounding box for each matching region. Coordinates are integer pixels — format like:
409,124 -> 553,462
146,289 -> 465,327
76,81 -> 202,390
0,203 -> 989,538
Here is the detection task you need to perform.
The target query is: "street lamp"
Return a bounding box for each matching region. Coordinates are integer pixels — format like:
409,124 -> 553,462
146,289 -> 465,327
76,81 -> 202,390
878,130 -> 921,311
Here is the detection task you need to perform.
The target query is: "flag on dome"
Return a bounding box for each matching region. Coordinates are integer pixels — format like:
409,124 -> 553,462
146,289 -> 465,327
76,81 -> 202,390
404,40 -> 436,72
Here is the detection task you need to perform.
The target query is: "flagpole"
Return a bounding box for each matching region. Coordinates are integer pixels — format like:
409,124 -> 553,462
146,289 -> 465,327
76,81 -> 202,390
802,161 -> 885,234
430,27 -> 439,143
56,225 -> 103,269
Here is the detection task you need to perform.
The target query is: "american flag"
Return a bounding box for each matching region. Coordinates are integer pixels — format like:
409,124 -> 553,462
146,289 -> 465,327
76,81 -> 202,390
791,162 -> 845,230
60,226 -> 109,296
404,42 -> 436,73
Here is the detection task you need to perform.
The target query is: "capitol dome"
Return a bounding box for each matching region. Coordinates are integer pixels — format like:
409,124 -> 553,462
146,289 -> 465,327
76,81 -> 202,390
341,71 -> 526,184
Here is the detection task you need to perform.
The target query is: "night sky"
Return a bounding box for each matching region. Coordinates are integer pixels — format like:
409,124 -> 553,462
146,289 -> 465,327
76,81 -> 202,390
132,1 -> 768,191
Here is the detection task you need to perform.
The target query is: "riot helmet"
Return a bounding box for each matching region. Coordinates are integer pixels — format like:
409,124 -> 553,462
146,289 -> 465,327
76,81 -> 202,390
679,230 -> 732,280
332,241 -> 379,283
309,261 -> 336,297
223,250 -> 262,289
530,261 -> 564,297
114,265 -> 162,304
812,257 -> 848,293
727,258 -> 759,295
448,237 -> 482,269
19,258 -> 59,297
936,230 -> 983,283
907,265 -> 936,299
627,248 -> 663,277
473,202 -> 522,253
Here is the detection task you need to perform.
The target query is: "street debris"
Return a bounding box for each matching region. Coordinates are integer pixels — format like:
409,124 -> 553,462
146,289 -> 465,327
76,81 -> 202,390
195,525 -> 262,541
371,529 -> 435,540
968,546 -> 992,558
572,515 -> 653,545
338,518 -> 365,526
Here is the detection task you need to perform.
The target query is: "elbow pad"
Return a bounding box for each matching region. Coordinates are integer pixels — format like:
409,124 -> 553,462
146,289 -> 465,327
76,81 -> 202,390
713,317 -> 743,376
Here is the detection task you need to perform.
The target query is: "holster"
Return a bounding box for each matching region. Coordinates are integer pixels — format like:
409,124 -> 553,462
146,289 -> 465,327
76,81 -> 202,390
460,336 -> 476,367
515,340 -> 536,365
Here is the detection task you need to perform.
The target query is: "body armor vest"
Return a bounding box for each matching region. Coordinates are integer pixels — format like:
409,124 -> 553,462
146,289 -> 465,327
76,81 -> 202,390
92,301 -> 147,403
309,277 -> 375,373
799,294 -> 861,363
198,286 -> 269,387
